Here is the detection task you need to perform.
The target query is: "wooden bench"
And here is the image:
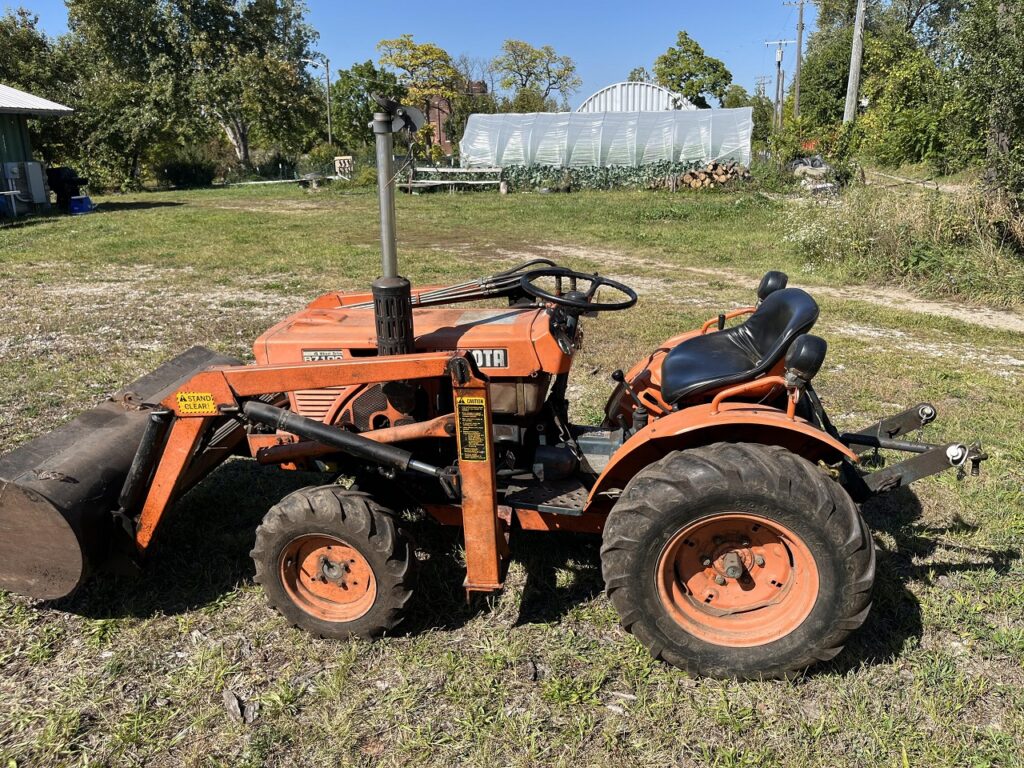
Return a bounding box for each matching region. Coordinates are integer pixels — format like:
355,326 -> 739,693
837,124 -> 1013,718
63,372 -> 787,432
400,166 -> 502,193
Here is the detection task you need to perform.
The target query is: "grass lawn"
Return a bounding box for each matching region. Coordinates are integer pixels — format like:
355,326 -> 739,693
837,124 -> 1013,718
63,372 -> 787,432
1,184 -> 1022,767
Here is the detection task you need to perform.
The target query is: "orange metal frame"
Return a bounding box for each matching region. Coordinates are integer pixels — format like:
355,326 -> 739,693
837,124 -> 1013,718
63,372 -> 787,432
133,350 -> 510,592
700,306 -> 756,334
128,301 -> 853,599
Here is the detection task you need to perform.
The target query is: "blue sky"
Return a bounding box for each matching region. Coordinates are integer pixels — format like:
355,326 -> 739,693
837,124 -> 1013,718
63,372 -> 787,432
13,0 -> 815,108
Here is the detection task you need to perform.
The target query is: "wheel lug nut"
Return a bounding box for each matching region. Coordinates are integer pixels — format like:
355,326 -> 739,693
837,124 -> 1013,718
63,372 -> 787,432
714,575 -> 726,586
754,555 -> 765,567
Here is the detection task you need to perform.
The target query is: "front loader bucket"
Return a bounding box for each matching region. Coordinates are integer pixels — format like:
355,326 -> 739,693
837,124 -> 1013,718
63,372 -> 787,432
0,346 -> 242,600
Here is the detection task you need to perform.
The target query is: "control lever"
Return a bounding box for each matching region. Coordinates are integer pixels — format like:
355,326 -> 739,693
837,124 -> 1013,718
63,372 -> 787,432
612,369 -> 649,432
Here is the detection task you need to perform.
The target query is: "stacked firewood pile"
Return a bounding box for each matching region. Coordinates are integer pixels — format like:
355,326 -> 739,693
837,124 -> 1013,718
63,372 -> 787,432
665,161 -> 752,191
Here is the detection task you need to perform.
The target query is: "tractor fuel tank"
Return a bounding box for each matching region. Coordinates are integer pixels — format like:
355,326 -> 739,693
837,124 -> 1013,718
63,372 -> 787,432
0,346 -> 241,600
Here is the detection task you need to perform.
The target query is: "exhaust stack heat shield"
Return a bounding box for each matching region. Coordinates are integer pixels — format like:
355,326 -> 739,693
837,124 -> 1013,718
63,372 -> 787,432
0,347 -> 241,600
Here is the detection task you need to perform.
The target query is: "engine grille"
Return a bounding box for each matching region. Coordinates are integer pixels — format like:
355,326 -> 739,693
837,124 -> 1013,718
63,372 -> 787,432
349,385 -> 388,431
292,387 -> 346,422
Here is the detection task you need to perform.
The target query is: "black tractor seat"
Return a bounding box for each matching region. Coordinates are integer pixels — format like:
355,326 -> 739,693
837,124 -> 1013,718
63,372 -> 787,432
661,287 -> 819,404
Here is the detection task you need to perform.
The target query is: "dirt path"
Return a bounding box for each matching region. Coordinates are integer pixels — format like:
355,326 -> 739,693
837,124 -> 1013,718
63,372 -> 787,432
864,169 -> 970,195
523,244 -> 1024,335
682,265 -> 1024,335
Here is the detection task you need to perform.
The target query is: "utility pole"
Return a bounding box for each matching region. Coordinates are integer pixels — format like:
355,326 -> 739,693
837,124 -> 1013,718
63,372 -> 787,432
324,54 -> 332,146
783,0 -> 807,119
765,40 -> 796,130
302,53 -> 333,146
843,0 -> 867,123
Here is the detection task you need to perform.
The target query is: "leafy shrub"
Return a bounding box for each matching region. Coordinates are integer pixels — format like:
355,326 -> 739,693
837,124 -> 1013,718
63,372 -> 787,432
787,185 -> 1024,306
253,150 -> 297,180
859,41 -> 955,168
499,161 -> 715,191
352,165 -> 378,187
298,143 -> 339,176
154,146 -> 217,188
749,159 -> 797,193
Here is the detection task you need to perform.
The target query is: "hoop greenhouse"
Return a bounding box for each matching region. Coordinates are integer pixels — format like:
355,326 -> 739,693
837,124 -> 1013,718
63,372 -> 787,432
459,108 -> 753,169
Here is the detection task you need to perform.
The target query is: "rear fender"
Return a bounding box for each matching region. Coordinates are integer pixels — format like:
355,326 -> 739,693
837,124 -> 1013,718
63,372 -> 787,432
586,402 -> 858,511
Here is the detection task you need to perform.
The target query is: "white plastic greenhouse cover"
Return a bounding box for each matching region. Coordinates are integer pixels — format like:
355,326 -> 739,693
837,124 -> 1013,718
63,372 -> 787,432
459,108 -> 753,168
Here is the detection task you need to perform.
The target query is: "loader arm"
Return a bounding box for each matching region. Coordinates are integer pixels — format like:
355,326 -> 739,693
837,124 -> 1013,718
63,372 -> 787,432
128,350 -> 509,593
0,347 -> 242,600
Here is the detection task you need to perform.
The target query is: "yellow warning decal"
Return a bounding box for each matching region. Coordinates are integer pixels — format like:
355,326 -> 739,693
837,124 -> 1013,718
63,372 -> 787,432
456,395 -> 489,462
175,391 -> 218,416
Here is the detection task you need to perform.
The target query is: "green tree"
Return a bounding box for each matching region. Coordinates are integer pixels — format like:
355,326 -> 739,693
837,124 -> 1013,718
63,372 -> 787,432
722,84 -> 751,108
627,66 -> 652,82
0,9 -> 58,95
183,0 -> 318,167
492,40 -> 581,105
797,25 -> 857,127
329,60 -> 406,152
64,0 -> 188,187
377,34 -> 460,112
653,31 -> 732,108
500,87 -> 559,113
957,0 -> 1024,226
0,9 -> 76,164
750,82 -> 775,143
858,32 -> 957,165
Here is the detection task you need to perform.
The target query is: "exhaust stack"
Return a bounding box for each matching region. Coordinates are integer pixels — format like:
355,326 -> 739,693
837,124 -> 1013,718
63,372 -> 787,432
370,97 -> 423,356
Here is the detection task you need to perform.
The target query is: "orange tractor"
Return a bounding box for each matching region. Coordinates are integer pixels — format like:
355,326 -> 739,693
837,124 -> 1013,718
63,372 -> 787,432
0,99 -> 985,678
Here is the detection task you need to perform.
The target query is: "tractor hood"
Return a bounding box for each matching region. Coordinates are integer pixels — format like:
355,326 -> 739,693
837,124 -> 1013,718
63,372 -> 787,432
254,302 -> 573,378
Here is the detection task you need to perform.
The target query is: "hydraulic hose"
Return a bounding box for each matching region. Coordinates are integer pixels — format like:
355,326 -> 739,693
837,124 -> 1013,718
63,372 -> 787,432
242,401 -> 443,477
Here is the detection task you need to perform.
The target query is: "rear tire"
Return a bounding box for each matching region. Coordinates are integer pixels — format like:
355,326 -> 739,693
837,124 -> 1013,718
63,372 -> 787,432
601,442 -> 874,679
251,486 -> 414,639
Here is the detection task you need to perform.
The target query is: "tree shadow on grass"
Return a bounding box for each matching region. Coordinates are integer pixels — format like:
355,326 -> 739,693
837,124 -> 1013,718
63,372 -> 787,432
0,200 -> 182,230
55,459 -> 319,620
395,524 -> 603,635
0,213 -> 62,230
55,462 -> 1014,674
56,459 -> 605,634
94,200 -> 183,212
827,486 -> 1019,674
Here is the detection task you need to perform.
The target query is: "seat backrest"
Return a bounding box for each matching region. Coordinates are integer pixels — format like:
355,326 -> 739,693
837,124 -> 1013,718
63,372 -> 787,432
659,287 -> 820,404
738,287 -> 820,363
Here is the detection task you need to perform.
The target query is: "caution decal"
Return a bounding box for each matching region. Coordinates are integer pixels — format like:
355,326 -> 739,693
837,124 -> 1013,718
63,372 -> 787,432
175,391 -> 219,416
456,396 -> 489,462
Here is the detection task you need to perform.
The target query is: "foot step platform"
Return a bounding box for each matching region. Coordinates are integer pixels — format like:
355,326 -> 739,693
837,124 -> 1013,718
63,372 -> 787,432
503,478 -> 589,516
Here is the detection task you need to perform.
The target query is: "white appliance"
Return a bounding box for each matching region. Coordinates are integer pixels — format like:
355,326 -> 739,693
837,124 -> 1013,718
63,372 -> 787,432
24,161 -> 47,203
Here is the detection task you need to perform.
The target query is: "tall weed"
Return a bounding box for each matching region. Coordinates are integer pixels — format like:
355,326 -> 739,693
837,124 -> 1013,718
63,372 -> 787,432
787,185 -> 1024,307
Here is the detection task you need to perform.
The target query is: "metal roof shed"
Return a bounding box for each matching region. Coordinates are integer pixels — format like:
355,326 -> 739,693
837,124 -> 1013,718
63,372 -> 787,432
0,84 -> 73,217
0,83 -> 72,164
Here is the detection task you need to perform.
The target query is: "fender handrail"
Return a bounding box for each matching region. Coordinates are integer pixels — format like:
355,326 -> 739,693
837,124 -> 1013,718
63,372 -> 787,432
701,306 -> 756,334
709,375 -> 798,419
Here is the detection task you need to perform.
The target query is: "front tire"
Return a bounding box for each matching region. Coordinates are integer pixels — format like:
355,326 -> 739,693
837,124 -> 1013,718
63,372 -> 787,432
251,486 -> 414,639
600,442 -> 875,679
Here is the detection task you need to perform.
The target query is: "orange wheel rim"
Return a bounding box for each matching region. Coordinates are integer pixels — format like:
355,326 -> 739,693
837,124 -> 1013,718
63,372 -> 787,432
279,535 -> 377,622
656,513 -> 818,647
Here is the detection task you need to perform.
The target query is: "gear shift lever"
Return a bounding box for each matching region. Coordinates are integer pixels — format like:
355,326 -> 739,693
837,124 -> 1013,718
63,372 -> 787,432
612,369 -> 649,432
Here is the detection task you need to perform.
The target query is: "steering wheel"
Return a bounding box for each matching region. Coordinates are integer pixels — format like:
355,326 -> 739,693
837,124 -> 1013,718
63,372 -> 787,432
519,268 -> 638,312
